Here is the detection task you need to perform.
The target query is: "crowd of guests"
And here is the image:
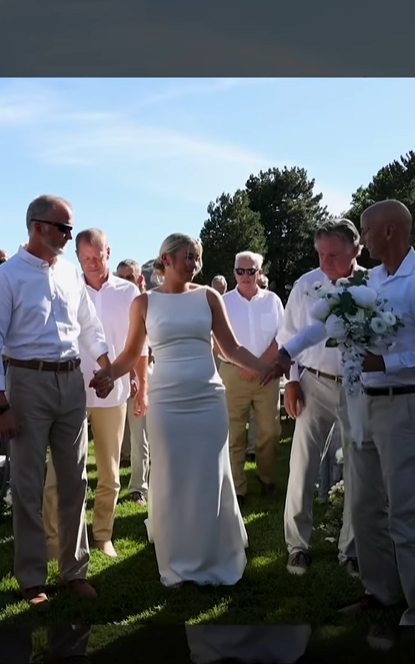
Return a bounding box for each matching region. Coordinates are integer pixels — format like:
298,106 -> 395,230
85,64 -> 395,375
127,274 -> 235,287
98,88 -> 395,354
1,194 -> 415,653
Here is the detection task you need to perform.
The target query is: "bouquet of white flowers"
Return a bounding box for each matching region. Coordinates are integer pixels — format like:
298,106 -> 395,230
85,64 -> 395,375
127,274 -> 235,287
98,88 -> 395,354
306,270 -> 404,447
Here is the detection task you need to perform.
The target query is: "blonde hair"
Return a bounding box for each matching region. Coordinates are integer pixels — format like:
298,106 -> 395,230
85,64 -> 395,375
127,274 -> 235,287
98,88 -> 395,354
153,233 -> 203,276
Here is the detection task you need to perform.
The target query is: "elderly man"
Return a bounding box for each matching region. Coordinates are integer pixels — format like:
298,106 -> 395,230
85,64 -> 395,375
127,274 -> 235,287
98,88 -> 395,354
219,251 -> 284,505
211,275 -> 228,295
0,250 -> 7,265
116,258 -> 150,507
0,195 -> 112,607
43,230 -> 148,558
338,200 -> 415,629
278,218 -> 362,578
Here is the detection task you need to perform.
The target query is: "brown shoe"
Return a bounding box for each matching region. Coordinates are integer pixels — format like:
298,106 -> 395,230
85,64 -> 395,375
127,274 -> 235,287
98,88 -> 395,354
61,579 -> 97,599
94,540 -> 117,557
339,595 -> 393,614
21,585 -> 49,608
131,491 -> 146,506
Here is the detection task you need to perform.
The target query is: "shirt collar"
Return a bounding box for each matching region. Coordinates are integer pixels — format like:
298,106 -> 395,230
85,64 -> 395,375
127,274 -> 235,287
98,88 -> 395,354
82,269 -> 115,291
378,247 -> 415,280
234,285 -> 266,302
17,244 -> 55,270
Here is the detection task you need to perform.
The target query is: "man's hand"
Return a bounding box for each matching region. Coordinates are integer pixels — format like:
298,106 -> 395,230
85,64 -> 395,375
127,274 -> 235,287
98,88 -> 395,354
0,408 -> 18,440
89,367 -> 114,399
133,388 -> 148,418
362,352 -> 385,373
239,367 -> 257,380
283,381 -> 305,419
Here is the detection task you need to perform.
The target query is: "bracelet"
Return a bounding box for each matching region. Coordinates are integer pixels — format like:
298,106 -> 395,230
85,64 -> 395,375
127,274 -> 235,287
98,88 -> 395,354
0,403 -> 10,414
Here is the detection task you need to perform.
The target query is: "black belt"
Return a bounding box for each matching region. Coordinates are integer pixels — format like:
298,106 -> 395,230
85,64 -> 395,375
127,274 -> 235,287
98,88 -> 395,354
363,385 -> 415,397
306,367 -> 342,383
7,358 -> 81,372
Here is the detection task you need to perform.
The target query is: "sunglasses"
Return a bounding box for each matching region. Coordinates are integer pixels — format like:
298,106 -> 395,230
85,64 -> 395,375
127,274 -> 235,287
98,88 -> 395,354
235,267 -> 258,276
31,219 -> 73,234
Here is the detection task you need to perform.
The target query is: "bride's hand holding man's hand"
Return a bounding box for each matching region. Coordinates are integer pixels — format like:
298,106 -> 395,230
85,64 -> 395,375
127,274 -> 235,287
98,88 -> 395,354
258,349 -> 292,386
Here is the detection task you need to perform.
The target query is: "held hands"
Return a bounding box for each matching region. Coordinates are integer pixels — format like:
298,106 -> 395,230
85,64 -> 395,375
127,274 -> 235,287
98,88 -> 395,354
258,350 -> 292,386
89,367 -> 114,399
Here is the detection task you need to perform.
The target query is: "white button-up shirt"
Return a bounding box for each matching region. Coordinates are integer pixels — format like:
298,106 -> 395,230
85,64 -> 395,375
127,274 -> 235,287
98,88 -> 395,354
81,272 -> 148,408
278,268 -> 343,382
0,245 -> 108,391
363,248 -> 415,388
221,286 -> 284,358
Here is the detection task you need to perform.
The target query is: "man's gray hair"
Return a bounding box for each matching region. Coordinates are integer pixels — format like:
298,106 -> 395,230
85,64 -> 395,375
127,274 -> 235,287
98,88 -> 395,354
26,194 -> 72,232
116,258 -> 142,276
314,218 -> 362,253
234,251 -> 264,269
211,275 -> 227,287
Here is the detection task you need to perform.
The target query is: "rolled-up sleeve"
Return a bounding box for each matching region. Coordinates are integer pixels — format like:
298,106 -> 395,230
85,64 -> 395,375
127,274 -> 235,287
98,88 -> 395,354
0,272 -> 12,391
77,281 -> 109,361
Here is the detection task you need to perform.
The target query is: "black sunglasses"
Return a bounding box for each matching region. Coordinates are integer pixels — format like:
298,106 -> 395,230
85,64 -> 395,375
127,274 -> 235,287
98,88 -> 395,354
31,219 -> 73,234
235,267 -> 258,276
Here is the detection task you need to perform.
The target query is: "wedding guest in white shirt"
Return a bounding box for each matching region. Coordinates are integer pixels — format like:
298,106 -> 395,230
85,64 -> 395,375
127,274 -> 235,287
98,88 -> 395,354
116,259 -> 150,507
0,195 -> 112,607
278,218 -> 362,577
339,200 -> 415,629
43,229 -> 148,558
219,251 -> 284,505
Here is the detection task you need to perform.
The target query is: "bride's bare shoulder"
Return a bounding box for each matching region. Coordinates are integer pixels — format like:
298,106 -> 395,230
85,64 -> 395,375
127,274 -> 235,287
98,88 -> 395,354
131,292 -> 149,315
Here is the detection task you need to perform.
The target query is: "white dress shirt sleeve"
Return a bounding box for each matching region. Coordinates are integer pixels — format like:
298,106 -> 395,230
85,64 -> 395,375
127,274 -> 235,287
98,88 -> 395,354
0,271 -> 12,391
277,284 -> 302,382
77,277 -> 109,362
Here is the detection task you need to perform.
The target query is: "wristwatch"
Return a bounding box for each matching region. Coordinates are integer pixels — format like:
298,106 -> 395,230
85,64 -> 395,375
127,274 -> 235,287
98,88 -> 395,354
279,346 -> 292,359
0,403 -> 10,415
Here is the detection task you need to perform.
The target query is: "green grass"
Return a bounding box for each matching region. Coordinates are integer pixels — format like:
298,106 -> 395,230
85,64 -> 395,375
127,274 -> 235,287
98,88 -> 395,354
0,418 -> 412,662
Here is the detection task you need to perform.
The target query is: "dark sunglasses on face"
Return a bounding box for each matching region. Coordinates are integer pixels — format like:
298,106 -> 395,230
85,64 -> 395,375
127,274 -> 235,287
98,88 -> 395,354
31,219 -> 73,234
235,267 -> 258,276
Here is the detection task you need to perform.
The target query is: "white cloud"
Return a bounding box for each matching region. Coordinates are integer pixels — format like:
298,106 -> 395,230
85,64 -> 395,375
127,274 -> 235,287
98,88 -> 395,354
319,186 -> 352,215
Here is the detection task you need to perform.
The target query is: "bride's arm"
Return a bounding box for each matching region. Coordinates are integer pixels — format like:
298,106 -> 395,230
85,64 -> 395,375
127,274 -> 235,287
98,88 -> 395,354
206,288 -> 289,377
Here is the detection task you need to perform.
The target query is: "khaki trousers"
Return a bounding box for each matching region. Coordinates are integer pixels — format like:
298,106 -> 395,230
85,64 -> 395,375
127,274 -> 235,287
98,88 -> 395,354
43,403 -> 127,549
349,392 -> 415,625
220,362 -> 280,496
120,398 -> 149,494
6,365 -> 89,590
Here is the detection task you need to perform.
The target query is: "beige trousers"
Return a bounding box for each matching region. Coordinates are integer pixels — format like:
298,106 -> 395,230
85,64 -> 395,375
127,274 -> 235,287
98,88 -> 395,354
219,362 -> 280,496
6,364 -> 89,590
349,392 -> 415,625
43,403 -> 127,550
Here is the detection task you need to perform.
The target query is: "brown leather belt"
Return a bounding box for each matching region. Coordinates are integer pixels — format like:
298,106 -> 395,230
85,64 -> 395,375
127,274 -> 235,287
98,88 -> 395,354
306,367 -> 342,383
7,358 -> 81,372
363,385 -> 415,397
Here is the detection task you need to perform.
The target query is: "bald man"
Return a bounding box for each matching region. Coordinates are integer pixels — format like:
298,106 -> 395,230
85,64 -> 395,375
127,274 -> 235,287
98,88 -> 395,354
340,200 -> 415,629
0,250 -> 7,265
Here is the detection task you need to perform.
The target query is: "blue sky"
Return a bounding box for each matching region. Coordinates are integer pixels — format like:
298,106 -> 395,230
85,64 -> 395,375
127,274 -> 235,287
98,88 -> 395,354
1,78 -> 414,269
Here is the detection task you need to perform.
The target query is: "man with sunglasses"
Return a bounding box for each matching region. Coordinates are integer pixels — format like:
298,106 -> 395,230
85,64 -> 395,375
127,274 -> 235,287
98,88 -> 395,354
0,194 -> 113,607
219,251 -> 284,506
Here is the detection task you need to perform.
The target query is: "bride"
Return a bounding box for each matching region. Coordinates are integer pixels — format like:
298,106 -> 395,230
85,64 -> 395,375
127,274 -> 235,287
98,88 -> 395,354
92,233 -> 287,587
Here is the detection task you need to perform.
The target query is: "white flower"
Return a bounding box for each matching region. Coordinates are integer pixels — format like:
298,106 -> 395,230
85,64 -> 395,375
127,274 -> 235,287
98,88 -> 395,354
335,448 -> 344,464
311,298 -> 332,321
370,317 -> 387,334
326,288 -> 341,304
325,313 -> 347,340
336,277 -> 350,287
348,285 -> 378,308
345,308 -> 366,324
381,311 -> 396,327
309,281 -> 329,298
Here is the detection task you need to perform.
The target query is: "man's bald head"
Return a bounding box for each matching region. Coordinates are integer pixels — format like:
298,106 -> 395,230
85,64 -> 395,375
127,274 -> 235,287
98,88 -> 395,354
361,199 -> 412,262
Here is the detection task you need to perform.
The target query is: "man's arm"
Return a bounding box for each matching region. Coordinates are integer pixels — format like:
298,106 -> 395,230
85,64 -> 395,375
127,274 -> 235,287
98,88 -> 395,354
0,272 -> 12,398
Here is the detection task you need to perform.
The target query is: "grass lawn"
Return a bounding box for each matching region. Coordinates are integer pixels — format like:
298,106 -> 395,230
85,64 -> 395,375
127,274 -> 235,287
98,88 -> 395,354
0,417 -> 413,662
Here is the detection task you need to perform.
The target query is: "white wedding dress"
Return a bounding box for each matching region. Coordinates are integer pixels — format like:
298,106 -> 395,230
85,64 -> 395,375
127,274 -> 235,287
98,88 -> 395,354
144,287 -> 248,586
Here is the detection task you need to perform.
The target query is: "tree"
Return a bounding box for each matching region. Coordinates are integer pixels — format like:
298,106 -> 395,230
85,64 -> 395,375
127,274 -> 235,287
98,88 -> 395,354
245,167 -> 329,299
346,151 -> 415,267
197,190 -> 267,287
